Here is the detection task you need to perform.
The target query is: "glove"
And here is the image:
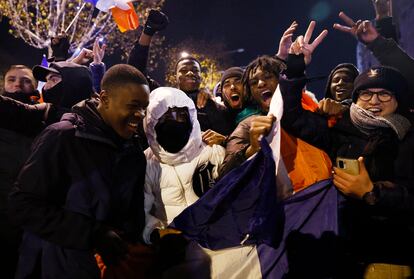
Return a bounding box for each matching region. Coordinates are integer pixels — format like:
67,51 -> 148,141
143,9 -> 169,36
93,227 -> 128,267
50,34 -> 70,62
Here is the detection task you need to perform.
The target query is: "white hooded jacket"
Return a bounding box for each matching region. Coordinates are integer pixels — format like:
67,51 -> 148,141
142,87 -> 225,244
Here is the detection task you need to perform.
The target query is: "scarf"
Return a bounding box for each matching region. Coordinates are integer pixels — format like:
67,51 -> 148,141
350,103 -> 411,140
235,105 -> 262,124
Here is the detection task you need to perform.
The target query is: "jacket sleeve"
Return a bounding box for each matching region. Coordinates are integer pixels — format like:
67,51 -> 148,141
217,119 -> 251,179
8,125 -> 102,250
142,161 -> 165,244
127,42 -> 161,91
0,95 -> 52,136
367,36 -> 414,90
280,76 -> 332,152
89,62 -> 106,93
373,181 -> 414,216
373,134 -> 414,215
375,17 -> 398,42
128,43 -> 150,74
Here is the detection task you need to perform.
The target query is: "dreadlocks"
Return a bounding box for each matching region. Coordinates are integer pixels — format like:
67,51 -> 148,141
242,55 -> 286,103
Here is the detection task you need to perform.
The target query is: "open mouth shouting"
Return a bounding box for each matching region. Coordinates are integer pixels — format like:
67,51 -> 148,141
228,93 -> 242,108
261,90 -> 273,102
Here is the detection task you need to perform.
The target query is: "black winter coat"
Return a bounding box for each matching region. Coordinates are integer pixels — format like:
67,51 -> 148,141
8,100 -> 146,279
280,76 -> 414,274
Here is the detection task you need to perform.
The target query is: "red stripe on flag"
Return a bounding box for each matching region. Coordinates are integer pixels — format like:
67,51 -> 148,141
111,3 -> 139,32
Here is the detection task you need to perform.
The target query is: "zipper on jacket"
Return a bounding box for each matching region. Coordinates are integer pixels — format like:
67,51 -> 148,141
172,166 -> 188,206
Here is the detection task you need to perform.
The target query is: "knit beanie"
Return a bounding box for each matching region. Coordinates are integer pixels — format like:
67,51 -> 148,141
352,66 -> 408,103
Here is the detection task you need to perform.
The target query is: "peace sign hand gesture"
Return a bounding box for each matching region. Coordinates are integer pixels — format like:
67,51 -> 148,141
333,11 -> 379,44
288,21 -> 328,65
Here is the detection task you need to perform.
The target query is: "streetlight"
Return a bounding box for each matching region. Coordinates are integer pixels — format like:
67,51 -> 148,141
180,51 -> 190,58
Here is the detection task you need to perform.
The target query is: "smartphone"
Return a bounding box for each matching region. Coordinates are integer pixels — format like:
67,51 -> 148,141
336,157 -> 359,175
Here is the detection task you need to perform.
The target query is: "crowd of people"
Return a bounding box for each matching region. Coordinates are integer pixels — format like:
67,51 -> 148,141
1,1 -> 414,278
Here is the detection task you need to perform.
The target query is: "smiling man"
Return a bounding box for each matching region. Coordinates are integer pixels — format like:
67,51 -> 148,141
9,64 -> 150,279
175,56 -> 235,144
281,62 -> 414,278
324,63 -> 359,105
351,67 -> 411,118
176,57 -> 202,93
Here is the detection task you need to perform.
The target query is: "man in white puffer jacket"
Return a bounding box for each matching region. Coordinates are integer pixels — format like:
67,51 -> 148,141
142,87 -> 225,244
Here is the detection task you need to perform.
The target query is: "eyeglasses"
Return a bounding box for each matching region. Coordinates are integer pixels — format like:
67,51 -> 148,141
358,90 -> 394,102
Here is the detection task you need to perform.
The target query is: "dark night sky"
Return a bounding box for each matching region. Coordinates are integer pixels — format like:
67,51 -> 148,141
0,0 -> 375,98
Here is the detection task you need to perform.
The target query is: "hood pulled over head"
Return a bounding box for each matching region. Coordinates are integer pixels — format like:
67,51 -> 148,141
144,87 -> 203,165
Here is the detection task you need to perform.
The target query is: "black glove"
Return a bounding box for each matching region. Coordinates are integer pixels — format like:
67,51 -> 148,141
50,34 -> 70,62
143,9 -> 169,36
93,227 -> 128,266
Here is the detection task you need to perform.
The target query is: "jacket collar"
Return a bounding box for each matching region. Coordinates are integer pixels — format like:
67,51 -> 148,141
62,99 -> 127,149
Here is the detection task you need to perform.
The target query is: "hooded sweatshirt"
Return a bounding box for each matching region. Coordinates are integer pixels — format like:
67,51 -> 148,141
324,63 -> 359,105
142,87 -> 225,244
37,62 -> 93,122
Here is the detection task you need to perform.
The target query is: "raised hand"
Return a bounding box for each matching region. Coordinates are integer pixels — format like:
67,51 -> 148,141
288,21 -> 328,65
245,114 -> 276,158
276,21 -> 299,61
333,12 -> 379,44
71,48 -> 93,65
92,37 -> 107,64
143,9 -> 169,36
373,0 -> 391,19
317,98 -> 348,116
50,33 -> 70,61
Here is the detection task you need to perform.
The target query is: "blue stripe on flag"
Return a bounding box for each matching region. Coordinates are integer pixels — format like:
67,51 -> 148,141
171,138 -> 340,278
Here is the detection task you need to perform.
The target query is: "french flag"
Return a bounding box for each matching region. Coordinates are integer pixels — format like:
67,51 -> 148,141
84,0 -> 139,32
170,139 -> 339,278
170,86 -> 340,278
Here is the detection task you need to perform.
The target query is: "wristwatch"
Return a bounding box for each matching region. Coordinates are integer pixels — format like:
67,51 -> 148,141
362,188 -> 379,206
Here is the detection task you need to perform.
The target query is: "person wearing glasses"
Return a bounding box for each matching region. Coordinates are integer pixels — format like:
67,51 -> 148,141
281,58 -> 414,276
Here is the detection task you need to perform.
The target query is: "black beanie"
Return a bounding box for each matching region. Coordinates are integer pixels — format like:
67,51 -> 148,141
220,67 -> 244,90
352,66 -> 408,103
